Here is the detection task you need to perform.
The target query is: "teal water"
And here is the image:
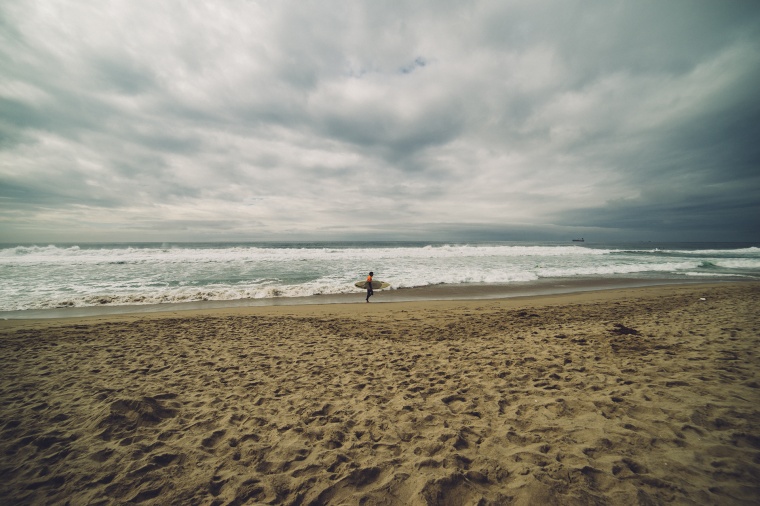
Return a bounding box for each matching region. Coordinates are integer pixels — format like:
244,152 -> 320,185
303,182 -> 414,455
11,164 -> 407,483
1,241 -> 758,313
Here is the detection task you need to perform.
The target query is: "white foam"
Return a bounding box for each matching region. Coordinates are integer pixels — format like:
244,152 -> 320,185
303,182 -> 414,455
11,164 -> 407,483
0,244 -> 612,265
1,243 -> 758,311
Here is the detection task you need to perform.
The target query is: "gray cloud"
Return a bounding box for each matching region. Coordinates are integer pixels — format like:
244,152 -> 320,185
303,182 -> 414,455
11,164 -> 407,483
1,0 -> 759,243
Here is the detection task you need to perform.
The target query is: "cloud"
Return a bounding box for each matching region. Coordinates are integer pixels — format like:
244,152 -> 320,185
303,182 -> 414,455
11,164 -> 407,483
1,0 -> 759,242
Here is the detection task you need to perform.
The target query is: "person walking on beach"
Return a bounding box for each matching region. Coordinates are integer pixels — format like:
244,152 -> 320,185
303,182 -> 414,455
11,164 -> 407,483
365,271 -> 374,302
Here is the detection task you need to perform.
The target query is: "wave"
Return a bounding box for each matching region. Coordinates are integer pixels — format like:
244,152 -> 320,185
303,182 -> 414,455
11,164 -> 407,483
3,243 -> 758,265
0,243 -> 613,266
612,246 -> 760,257
2,242 -> 758,312
668,247 -> 760,255
0,258 -> 745,311
3,282 -> 359,311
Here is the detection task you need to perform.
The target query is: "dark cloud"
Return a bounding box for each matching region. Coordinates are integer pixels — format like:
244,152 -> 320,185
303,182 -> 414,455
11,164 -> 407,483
1,0 -> 759,242
556,189 -> 760,241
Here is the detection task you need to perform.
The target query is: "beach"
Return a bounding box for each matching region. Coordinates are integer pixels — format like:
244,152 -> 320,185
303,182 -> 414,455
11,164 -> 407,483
1,282 -> 759,505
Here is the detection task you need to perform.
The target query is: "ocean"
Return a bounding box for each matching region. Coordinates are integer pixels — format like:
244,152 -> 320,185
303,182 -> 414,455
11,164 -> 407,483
1,241 -> 758,318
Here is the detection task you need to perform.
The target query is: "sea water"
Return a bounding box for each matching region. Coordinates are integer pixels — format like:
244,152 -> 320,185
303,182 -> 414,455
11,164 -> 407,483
1,241 -> 758,314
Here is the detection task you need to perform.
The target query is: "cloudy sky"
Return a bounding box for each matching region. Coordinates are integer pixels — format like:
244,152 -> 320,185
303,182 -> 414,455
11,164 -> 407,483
1,1 -> 759,243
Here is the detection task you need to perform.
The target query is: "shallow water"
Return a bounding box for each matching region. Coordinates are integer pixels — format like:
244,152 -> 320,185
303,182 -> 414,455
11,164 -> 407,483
1,241 -> 757,316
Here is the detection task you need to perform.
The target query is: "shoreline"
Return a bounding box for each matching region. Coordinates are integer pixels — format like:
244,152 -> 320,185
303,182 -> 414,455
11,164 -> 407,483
1,282 -> 759,504
0,275 -> 746,321
2,281 -> 753,333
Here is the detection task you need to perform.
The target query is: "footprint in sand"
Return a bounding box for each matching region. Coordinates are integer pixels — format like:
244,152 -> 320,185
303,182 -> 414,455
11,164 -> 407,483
201,429 -> 227,449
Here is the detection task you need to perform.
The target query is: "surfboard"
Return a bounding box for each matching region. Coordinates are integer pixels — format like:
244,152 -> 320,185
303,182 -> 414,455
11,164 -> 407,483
354,280 -> 390,289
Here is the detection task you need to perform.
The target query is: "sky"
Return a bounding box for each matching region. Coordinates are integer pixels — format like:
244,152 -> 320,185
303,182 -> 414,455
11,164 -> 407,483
1,0 -> 759,243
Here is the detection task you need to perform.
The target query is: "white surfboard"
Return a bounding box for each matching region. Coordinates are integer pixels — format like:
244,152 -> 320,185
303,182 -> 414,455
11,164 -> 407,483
354,280 -> 390,289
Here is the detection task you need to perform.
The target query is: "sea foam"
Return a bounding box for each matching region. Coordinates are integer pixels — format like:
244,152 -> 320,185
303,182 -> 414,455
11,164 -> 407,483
1,242 -> 758,311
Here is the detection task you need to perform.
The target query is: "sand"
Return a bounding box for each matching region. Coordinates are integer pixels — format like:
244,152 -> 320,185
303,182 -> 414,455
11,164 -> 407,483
1,282 -> 759,505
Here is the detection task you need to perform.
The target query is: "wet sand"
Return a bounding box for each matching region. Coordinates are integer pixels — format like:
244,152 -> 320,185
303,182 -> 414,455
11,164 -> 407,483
1,282 -> 759,504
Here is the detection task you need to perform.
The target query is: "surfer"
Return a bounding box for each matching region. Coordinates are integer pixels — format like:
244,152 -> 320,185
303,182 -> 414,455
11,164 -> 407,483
366,272 -> 374,302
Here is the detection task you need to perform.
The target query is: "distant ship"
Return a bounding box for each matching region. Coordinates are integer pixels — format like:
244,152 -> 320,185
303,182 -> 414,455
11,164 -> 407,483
572,238 -> 585,242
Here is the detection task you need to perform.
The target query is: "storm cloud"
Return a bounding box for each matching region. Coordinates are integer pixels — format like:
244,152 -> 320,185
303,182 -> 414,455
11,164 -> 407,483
1,0 -> 759,242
